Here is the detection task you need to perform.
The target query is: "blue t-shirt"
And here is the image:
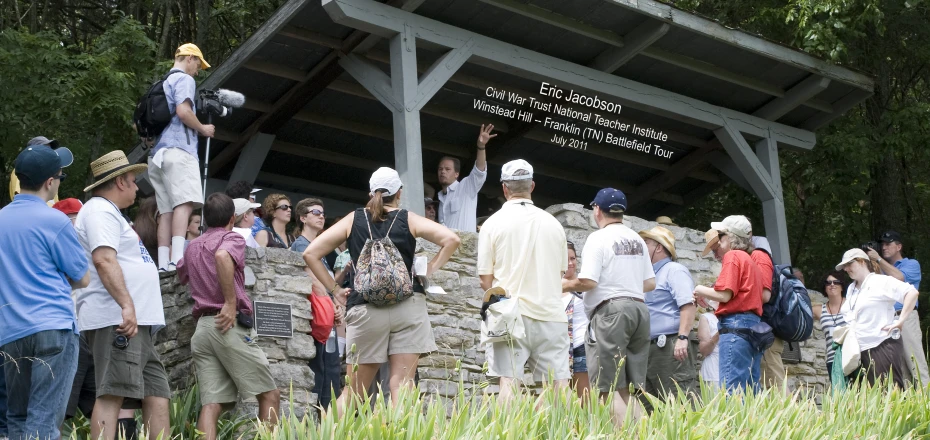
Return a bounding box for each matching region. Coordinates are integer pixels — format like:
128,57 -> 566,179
644,258 -> 696,338
153,69 -> 198,157
893,258 -> 921,311
251,217 -> 266,237
0,194 -> 88,346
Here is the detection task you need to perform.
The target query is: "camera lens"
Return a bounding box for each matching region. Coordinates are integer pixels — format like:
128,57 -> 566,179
113,334 -> 129,349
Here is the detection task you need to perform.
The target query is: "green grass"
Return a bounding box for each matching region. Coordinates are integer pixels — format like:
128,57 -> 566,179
62,378 -> 930,439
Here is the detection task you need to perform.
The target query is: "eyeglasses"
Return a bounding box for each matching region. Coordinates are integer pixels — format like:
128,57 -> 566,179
306,209 -> 324,217
825,280 -> 843,286
275,205 -> 292,211
53,173 -> 67,182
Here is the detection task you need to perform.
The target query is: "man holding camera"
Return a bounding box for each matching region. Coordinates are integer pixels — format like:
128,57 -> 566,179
178,194 -> 280,439
866,231 -> 928,385
149,43 -> 215,271
75,151 -> 170,440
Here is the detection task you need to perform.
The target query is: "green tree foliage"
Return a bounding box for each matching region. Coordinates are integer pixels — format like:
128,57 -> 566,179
674,1 -> 930,317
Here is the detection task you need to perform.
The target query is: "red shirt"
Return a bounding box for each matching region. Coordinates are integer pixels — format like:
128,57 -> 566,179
750,249 -> 774,291
178,227 -> 253,318
714,250 -> 764,317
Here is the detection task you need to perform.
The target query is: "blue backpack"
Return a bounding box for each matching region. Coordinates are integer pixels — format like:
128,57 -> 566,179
763,264 -> 814,342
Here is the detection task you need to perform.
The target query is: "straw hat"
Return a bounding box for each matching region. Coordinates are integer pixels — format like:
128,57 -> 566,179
83,151 -> 148,193
655,216 -> 677,227
702,229 -> 721,257
638,226 -> 677,260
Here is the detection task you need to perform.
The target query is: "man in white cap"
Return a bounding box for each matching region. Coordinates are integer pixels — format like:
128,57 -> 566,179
74,151 -> 170,440
477,159 -> 570,401
638,225 -> 697,409
149,43 -> 216,272
562,188 -> 655,428
437,124 -> 496,232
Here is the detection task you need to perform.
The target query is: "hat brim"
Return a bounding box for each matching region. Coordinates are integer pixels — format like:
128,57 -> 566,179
638,230 -> 677,260
702,230 -> 721,257
835,257 -> 861,271
56,147 -> 74,168
83,164 -> 148,193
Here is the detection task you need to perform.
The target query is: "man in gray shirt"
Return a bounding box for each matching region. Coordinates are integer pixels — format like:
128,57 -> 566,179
147,43 -> 215,271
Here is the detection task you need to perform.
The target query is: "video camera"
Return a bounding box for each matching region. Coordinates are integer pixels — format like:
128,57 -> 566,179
860,241 -> 879,252
199,88 -> 245,118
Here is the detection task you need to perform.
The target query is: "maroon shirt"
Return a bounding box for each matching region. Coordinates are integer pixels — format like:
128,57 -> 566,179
178,227 -> 253,318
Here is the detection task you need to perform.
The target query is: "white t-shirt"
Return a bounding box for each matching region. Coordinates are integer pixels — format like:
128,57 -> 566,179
841,273 -> 913,351
74,197 -> 165,333
700,313 -> 720,384
477,199 -> 567,322
577,224 -> 655,314
233,227 -> 260,248
561,294 -> 589,349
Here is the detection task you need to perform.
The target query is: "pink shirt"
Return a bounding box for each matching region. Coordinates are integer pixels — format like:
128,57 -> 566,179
178,227 -> 253,318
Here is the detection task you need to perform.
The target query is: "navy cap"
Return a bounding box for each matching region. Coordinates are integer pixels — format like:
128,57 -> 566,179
591,188 -> 627,213
879,230 -> 902,243
14,144 -> 74,185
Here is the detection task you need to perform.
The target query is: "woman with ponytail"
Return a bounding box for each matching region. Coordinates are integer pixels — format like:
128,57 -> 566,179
303,167 -> 460,416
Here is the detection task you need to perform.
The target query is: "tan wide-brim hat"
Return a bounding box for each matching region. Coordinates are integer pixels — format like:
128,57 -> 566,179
702,229 -> 722,257
639,226 -> 677,260
655,216 -> 678,227
83,150 -> 148,193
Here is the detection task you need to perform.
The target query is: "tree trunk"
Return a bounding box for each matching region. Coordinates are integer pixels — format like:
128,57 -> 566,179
195,0 -> 212,48
865,58 -> 906,237
158,0 -> 174,59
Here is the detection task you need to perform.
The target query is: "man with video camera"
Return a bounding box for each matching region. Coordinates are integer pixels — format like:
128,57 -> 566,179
864,231 -> 928,385
147,43 -> 215,272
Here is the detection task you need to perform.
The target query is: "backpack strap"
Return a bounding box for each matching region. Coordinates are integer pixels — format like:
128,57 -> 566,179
163,69 -> 184,81
384,209 -> 404,236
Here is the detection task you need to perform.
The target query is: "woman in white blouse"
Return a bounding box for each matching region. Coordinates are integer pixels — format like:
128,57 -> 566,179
837,248 -> 919,388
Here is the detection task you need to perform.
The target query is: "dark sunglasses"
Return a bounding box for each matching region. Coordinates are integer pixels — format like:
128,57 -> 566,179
53,173 -> 67,182
825,280 -> 843,286
275,204 -> 292,211
306,209 -> 324,217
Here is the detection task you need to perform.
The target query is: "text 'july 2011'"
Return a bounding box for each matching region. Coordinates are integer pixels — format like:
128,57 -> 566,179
473,82 -> 675,160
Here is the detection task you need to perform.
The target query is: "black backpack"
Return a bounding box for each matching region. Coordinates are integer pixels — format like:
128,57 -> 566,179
133,70 -> 184,140
761,260 -> 815,343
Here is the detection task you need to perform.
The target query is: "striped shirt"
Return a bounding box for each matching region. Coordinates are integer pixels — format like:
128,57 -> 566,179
820,302 -> 847,366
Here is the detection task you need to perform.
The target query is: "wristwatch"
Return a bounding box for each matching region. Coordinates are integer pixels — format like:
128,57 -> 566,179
677,334 -> 689,341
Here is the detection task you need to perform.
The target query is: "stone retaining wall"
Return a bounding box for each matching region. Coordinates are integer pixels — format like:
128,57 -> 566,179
156,203 -> 830,415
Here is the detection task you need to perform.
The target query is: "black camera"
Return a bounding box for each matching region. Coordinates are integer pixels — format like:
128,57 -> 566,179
199,89 -> 233,117
860,241 -> 879,252
113,333 -> 130,349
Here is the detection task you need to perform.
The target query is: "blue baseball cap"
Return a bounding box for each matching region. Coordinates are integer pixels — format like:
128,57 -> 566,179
591,188 -> 627,213
14,143 -> 74,186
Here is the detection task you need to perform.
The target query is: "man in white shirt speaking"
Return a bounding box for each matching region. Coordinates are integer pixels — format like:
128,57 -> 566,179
437,124 -> 495,232
562,188 -> 655,428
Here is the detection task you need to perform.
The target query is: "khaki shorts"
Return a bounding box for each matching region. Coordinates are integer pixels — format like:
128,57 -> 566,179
345,293 -> 438,364
148,147 -> 203,213
191,317 -> 277,405
85,326 -> 170,404
487,316 -> 571,383
760,337 -> 785,389
586,298 -> 650,393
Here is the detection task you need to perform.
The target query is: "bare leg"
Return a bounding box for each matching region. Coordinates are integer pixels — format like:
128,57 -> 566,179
573,372 -> 590,400
387,354 -> 420,406
140,396 -> 169,440
610,389 -> 642,429
334,363 -> 381,418
498,376 -> 520,404
256,388 -> 281,426
171,202 -> 193,238
90,395 -> 124,440
196,403 -> 223,440
157,213 -> 172,248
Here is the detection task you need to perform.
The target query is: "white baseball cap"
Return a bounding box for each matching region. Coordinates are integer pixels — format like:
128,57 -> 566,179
710,215 -> 752,238
369,167 -> 403,196
233,198 -> 260,216
836,248 -> 869,271
500,159 -> 534,182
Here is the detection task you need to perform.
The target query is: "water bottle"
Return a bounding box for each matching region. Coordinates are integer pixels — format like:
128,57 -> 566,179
325,327 -> 337,353
890,328 -> 901,340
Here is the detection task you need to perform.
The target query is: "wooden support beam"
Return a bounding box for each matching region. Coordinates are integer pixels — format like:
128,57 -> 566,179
801,88 -> 872,131
228,133 -> 275,186
589,21 -> 669,72
627,141 -> 720,207
753,75 -> 831,121
713,121 -> 780,200
705,151 -> 753,195
257,171 -> 370,202
475,0 -> 839,114
322,0 -> 817,151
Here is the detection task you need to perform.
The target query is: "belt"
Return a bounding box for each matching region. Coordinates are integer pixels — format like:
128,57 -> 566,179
196,310 -> 221,319
650,333 -> 679,344
719,328 -> 752,336
592,296 -> 644,316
